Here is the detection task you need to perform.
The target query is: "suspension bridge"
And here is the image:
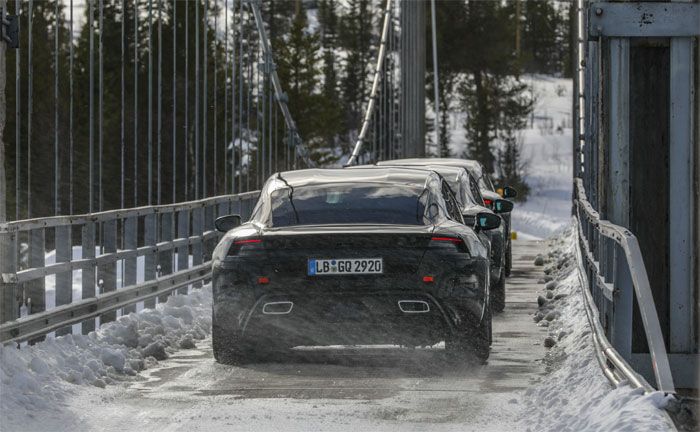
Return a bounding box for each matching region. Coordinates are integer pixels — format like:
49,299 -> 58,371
0,0 -> 697,430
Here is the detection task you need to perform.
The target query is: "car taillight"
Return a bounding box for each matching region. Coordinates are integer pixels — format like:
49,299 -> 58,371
228,238 -> 263,255
483,198 -> 493,207
430,236 -> 469,253
234,239 -> 262,245
431,236 -> 463,244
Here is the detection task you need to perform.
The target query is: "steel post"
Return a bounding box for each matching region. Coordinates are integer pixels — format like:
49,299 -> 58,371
122,216 -> 137,314
99,219 -> 117,323
176,209 -> 190,294
158,213 -> 174,302
607,38 -> 630,227
143,213 -> 157,308
669,36 -> 694,354
0,231 -> 17,324
55,225 -> 72,335
81,221 -> 96,333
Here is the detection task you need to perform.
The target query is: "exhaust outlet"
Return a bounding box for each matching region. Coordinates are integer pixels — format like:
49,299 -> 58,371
262,301 -> 294,315
398,300 -> 430,313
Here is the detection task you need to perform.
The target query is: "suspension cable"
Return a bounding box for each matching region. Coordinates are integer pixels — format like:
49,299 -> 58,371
430,0 -> 440,152
346,0 -> 392,166
248,0 -> 312,168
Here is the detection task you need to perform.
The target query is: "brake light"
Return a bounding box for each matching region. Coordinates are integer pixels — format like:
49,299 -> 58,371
430,236 -> 469,254
422,276 -> 434,283
228,238 -> 263,255
483,198 -> 493,206
234,239 -> 262,245
431,236 -> 462,244
257,276 -> 270,284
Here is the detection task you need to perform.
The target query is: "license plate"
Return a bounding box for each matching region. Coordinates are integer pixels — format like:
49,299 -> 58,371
308,258 -> 383,275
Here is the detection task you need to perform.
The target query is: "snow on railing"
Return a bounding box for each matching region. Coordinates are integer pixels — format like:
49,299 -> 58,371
573,178 -> 675,394
0,192 -> 260,344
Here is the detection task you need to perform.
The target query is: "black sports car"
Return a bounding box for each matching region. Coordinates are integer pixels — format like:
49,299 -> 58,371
211,167 -> 500,364
367,163 -> 512,312
376,158 -> 517,279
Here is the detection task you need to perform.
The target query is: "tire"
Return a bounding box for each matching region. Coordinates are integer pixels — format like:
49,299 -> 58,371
491,272 -> 506,313
505,242 -> 512,277
212,324 -> 248,365
445,308 -> 491,363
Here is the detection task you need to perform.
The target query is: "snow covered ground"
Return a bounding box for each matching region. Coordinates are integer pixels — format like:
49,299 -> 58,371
1,232 -> 677,431
0,286 -> 213,431
517,228 -> 675,431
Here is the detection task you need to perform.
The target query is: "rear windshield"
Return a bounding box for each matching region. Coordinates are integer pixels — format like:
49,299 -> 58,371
478,174 -> 495,192
269,184 -> 428,227
445,178 -> 476,206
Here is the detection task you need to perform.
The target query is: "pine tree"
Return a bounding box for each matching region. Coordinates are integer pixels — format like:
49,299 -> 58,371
520,0 -> 563,74
495,77 -> 533,199
4,1 -> 71,218
338,0 -> 372,143
459,0 -> 516,174
317,0 -> 343,152
427,0 -> 469,158
277,1 -> 338,165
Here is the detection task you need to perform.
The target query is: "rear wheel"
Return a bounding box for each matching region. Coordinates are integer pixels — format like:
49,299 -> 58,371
505,242 -> 512,277
491,272 -> 506,313
212,324 -> 253,365
445,308 -> 491,363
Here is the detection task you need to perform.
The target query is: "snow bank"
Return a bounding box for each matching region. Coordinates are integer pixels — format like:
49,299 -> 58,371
518,227 -> 675,431
0,285 -> 213,430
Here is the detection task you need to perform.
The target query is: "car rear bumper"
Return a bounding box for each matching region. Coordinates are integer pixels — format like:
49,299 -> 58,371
212,248 -> 489,346
237,291 -> 456,346
213,282 -> 486,347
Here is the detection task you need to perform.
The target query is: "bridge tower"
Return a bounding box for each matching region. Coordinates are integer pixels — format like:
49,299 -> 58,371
575,0 -> 699,390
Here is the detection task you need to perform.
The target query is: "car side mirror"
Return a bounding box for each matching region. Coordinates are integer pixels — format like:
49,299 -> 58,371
493,199 -> 514,214
475,212 -> 501,231
215,214 -> 241,233
501,186 -> 518,199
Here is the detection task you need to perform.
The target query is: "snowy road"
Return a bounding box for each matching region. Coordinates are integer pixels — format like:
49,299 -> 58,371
55,241 -> 549,432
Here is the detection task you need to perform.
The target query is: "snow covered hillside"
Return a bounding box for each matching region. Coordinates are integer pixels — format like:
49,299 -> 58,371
513,75 -> 573,240
444,74 -> 573,239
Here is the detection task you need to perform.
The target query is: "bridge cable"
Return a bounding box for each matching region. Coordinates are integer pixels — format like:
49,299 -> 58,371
203,0 -> 208,197
121,0 -> 125,210
133,0 -> 138,206
172,0 -> 177,202
147,0 -> 153,205
184,0 -> 189,201
430,0 -> 440,153
346,0 -> 393,166
224,0 -> 228,194
248,0 -> 313,169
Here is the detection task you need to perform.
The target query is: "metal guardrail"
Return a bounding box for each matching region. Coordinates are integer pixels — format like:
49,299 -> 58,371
573,178 -> 675,394
0,191 -> 260,343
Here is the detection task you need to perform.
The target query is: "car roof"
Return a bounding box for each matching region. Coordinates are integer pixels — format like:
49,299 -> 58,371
376,158 -> 483,176
275,167 -> 438,189
366,163 -> 466,182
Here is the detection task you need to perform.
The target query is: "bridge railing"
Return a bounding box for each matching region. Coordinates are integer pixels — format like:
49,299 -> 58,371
0,192 -> 259,344
573,178 -> 674,393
